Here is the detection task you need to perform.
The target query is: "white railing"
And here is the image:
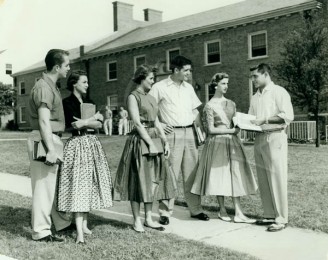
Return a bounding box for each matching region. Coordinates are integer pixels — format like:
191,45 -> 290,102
287,121 -> 316,141
240,121 -> 316,142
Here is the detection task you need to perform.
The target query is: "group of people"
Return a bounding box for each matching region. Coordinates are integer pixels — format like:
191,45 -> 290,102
103,106 -> 128,136
27,49 -> 293,245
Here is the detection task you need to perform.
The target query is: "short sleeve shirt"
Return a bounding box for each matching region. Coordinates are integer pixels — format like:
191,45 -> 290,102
248,82 -> 294,125
28,72 -> 65,132
148,76 -> 202,126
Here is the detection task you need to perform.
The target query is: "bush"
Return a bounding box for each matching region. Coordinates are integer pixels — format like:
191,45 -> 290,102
5,120 -> 18,131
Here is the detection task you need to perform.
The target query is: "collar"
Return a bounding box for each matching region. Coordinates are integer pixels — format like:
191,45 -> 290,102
167,76 -> 187,88
42,72 -> 59,92
135,88 -> 147,95
256,81 -> 275,96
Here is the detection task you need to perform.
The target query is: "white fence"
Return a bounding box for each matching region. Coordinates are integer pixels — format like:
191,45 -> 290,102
240,121 -> 316,142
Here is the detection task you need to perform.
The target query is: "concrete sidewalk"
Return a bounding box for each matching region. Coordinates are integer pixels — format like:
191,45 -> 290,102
1,172 -> 328,260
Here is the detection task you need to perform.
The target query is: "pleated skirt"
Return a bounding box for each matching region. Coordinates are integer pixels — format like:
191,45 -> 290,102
113,128 -> 177,203
191,134 -> 257,197
57,135 -> 113,212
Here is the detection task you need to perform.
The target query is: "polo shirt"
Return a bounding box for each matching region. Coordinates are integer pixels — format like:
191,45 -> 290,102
28,73 -> 65,132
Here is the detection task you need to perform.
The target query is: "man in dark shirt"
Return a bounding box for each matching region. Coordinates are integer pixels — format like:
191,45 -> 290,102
27,49 -> 71,242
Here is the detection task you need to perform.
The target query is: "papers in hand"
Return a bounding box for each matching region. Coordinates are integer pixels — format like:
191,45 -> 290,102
232,112 -> 284,132
80,103 -> 96,120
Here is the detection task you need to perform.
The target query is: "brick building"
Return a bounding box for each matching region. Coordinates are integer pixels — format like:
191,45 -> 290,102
12,0 -> 327,130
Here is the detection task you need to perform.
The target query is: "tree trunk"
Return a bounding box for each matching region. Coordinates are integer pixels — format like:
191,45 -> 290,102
315,113 -> 320,147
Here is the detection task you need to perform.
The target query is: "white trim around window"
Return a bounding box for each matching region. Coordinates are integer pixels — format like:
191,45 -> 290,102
204,39 -> 221,66
134,55 -> 146,71
166,48 -> 180,71
106,60 -> 117,81
19,106 -> 27,123
248,30 -> 268,60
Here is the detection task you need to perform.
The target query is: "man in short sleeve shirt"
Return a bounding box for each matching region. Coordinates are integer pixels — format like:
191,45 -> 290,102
149,55 -> 209,225
27,49 -> 71,242
248,63 -> 294,232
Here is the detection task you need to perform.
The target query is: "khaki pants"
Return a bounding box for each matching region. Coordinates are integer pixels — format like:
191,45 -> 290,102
254,131 -> 288,224
159,127 -> 202,217
27,131 -> 71,240
103,119 -> 113,136
118,118 -> 127,135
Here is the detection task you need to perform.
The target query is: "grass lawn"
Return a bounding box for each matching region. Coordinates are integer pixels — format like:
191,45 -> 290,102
0,190 -> 258,260
1,132 -> 328,233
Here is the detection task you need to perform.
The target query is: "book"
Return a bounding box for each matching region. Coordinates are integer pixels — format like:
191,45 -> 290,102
193,122 -> 206,146
232,112 -> 285,132
32,135 -> 63,163
140,138 -> 164,156
80,103 -> 96,120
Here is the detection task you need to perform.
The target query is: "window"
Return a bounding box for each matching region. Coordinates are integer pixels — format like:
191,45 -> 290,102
107,95 -> 118,111
107,61 -> 117,81
134,55 -> 146,71
248,31 -> 268,59
166,48 -> 180,71
205,40 -> 221,65
19,81 -> 26,95
205,83 -> 215,102
19,106 -> 27,123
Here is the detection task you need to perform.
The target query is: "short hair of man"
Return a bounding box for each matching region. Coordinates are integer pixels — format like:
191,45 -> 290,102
170,55 -> 192,73
133,64 -> 155,85
209,72 -> 229,93
67,70 -> 87,92
45,49 -> 69,71
250,63 -> 271,74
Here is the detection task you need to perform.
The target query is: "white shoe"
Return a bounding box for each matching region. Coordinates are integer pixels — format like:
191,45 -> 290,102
218,213 -> 232,222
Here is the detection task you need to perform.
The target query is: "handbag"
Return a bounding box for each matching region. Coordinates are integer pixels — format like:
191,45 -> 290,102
140,138 -> 164,155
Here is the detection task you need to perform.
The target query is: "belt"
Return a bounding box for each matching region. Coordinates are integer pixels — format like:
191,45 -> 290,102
53,132 -> 62,137
72,130 -> 95,137
173,125 -> 193,128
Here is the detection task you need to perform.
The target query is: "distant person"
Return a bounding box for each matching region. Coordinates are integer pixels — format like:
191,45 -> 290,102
103,105 -> 113,136
149,55 -> 209,225
26,49 -> 71,242
57,70 -> 113,244
113,65 -> 176,233
118,106 -> 128,135
191,73 -> 257,223
249,63 -> 294,232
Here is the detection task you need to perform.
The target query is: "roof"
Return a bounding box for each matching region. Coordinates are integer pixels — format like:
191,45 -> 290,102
14,0 -> 318,76
87,0 -> 318,56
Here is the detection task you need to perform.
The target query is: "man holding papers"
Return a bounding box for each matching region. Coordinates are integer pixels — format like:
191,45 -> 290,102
248,63 -> 294,232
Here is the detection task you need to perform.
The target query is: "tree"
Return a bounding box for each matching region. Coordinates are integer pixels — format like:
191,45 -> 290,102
275,10 -> 328,147
0,82 -> 16,125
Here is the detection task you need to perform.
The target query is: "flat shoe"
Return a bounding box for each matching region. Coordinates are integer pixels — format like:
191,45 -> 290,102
132,226 -> 145,233
267,223 -> 287,232
144,224 -> 165,231
191,213 -> 210,221
234,216 -> 256,224
255,219 -> 275,226
218,213 -> 231,222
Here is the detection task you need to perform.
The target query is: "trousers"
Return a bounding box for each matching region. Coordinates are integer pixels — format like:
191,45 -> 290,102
254,131 -> 288,224
27,131 -> 71,240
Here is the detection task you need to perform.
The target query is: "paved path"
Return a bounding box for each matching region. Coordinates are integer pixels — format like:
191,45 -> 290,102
1,172 -> 328,260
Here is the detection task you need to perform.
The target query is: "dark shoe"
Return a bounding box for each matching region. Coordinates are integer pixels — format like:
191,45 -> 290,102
59,223 -> 76,232
267,223 -> 287,232
38,235 -> 65,243
159,216 -> 169,225
255,219 -> 275,226
144,223 -> 165,231
191,213 -> 210,221
76,241 -> 86,245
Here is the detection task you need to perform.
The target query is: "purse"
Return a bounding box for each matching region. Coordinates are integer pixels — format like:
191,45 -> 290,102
140,138 -> 164,156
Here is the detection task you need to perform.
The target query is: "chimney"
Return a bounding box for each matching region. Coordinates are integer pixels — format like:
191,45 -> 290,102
144,8 -> 162,24
79,45 -> 85,57
113,1 -> 134,32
